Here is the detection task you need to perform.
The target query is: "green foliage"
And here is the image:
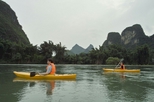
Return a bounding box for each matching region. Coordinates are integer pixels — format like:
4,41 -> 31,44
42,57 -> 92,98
135,45 -> 150,65
12,53 -> 22,63
39,41 -> 55,62
62,44 -> 153,65
38,41 -> 66,63
0,1 -> 30,45
106,57 -> 120,65
0,40 -> 67,64
0,39 -> 153,65
0,42 -> 4,58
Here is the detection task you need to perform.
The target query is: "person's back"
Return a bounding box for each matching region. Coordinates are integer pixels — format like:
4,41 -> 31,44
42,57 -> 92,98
120,62 -> 125,69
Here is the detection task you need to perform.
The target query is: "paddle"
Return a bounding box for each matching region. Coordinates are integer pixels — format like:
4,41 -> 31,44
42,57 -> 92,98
115,58 -> 124,68
30,72 -> 36,77
30,51 -> 56,77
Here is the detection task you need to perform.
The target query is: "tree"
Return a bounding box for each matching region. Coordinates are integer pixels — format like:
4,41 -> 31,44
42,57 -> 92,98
0,42 -> 4,59
106,57 -> 120,65
89,46 -> 107,64
136,45 -> 150,65
12,52 -> 22,63
23,44 -> 38,63
54,42 -> 66,63
39,41 -> 55,63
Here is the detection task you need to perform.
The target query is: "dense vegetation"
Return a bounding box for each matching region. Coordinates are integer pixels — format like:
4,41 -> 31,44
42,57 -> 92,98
64,44 -> 153,65
0,40 -> 65,64
0,39 -> 153,65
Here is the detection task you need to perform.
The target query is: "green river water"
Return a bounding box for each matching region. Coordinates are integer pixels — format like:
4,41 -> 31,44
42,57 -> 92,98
0,64 -> 154,102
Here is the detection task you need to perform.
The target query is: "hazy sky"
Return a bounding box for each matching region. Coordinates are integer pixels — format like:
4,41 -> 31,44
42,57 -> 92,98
3,0 -> 154,49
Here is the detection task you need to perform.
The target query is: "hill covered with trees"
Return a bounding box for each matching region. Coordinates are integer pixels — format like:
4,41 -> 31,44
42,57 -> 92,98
103,24 -> 154,49
0,0 -> 30,44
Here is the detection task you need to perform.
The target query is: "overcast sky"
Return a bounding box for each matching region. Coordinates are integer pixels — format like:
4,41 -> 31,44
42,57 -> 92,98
3,0 -> 154,49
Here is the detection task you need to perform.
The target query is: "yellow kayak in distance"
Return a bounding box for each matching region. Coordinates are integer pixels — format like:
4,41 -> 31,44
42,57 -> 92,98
103,68 -> 140,72
13,71 -> 76,80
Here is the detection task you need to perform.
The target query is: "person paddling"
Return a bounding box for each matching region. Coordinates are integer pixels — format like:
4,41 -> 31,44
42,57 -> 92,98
39,58 -> 56,75
120,62 -> 125,69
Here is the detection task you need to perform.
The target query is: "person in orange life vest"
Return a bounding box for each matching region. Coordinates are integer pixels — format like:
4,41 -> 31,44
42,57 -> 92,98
120,62 -> 125,69
39,58 -> 56,75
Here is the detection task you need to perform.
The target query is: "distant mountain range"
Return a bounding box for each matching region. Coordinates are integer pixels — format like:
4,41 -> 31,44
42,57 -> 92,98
103,24 -> 154,49
65,44 -> 94,55
68,24 -> 154,56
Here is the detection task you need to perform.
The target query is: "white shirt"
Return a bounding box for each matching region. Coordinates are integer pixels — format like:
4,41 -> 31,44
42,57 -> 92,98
46,65 -> 52,74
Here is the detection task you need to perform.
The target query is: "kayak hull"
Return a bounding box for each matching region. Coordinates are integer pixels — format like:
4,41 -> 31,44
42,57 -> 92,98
13,71 -> 76,80
13,77 -> 76,82
103,68 -> 140,72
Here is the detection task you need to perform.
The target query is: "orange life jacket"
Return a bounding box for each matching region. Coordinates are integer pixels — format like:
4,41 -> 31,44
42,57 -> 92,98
120,63 -> 125,69
46,63 -> 56,74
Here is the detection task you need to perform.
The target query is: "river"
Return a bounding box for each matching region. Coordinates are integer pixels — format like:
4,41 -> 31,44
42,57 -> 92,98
0,64 -> 154,102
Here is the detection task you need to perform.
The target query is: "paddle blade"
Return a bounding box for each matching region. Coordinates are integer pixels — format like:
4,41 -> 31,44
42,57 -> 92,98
30,72 -> 36,77
115,58 -> 124,68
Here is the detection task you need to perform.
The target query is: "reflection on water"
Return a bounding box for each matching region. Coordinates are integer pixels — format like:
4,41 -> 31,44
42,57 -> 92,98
102,72 -> 154,102
13,78 -> 56,95
13,77 -> 76,97
0,65 -> 154,102
12,77 -> 76,102
46,81 -> 55,95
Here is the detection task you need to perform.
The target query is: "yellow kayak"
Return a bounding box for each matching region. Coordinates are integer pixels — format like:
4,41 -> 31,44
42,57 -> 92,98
103,68 -> 140,72
13,71 -> 76,80
13,77 -> 76,82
